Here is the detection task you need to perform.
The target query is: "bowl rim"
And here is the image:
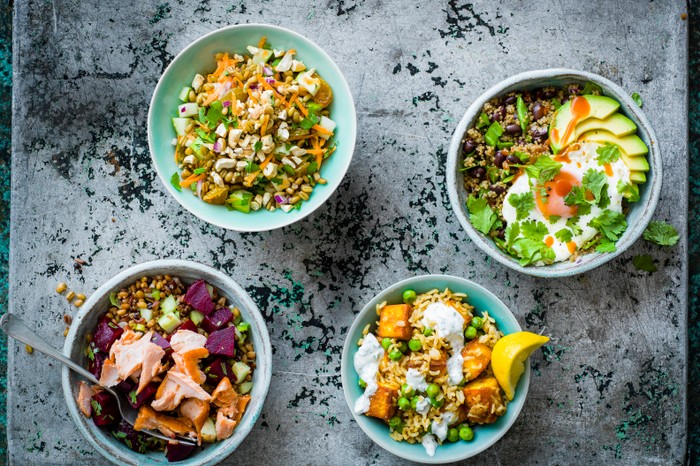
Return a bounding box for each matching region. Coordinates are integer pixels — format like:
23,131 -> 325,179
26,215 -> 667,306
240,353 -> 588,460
341,274 -> 529,464
446,68 -> 663,278
61,259 -> 272,466
147,23 -> 357,232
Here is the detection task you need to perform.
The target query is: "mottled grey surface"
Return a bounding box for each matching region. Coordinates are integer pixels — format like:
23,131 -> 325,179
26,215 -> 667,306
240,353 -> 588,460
8,1 -> 688,465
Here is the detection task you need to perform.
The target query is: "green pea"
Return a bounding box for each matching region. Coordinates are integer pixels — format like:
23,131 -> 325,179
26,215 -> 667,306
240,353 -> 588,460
423,327 -> 434,336
358,379 -> 367,388
411,396 -> 420,410
397,396 -> 411,411
402,289 -> 417,304
447,427 -> 459,443
389,416 -> 403,431
400,383 -> 415,398
459,425 -> 474,441
388,349 -> 403,361
429,396 -> 444,408
464,326 -> 477,340
399,342 -> 408,353
381,337 -> 392,350
426,383 -> 440,398
408,339 -> 422,352
471,316 -> 484,329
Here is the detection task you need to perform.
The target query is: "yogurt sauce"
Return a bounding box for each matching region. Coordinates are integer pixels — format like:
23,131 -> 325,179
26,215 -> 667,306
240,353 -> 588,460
430,412 -> 456,442
422,434 -> 438,457
353,333 -> 385,414
414,395 -> 431,415
406,368 -> 429,392
421,302 -> 465,385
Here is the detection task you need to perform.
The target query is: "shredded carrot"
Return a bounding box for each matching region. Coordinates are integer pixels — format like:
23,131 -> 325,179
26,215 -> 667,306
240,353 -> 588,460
312,124 -> 332,135
304,149 -> 325,155
244,171 -> 260,186
258,75 -> 287,105
234,77 -> 245,88
212,53 -> 232,79
259,153 -> 275,170
258,36 -> 267,48
260,114 -> 268,137
179,173 -> 205,188
293,97 -> 308,117
288,133 -> 315,142
246,88 -> 258,103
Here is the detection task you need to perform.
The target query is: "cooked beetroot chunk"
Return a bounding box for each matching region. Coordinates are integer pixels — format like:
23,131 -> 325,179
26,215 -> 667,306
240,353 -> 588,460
204,326 -> 236,357
115,378 -> 136,395
204,357 -> 233,385
112,420 -> 150,454
183,280 -> 215,315
165,441 -> 197,462
93,315 -> 124,352
151,331 -> 172,355
178,319 -> 197,333
127,382 -> 159,408
201,307 -> 233,334
91,391 -> 120,426
87,342 -> 108,379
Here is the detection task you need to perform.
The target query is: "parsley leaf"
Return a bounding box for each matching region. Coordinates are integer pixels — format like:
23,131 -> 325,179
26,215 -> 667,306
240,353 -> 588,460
596,143 -> 621,165
566,216 -> 583,236
508,191 -> 535,221
633,254 -> 657,272
467,195 -> 500,235
631,92 -> 643,108
643,221 -> 679,246
589,210 -> 627,241
596,238 -> 617,253
555,228 -> 573,243
617,181 -> 640,202
582,169 -> 607,204
521,220 -> 548,241
524,155 -> 562,184
170,172 -> 182,192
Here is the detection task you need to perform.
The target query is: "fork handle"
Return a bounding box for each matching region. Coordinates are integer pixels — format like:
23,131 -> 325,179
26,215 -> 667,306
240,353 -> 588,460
0,313 -> 100,385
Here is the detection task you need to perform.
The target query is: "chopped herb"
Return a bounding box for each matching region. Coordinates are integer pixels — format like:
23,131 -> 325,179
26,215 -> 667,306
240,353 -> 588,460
206,101 -> 224,129
508,191 -> 535,221
555,228 -> 573,243
484,121 -> 504,147
253,141 -> 263,152
86,345 -> 95,361
617,181 -> 640,202
566,216 -> 583,236
113,431 -> 127,439
564,186 -> 592,216
306,161 -> 318,174
521,220 -> 548,241
582,169 -> 608,204
551,98 -> 562,110
589,210 -> 627,241
633,254 -> 657,272
195,127 -> 215,143
548,215 -> 561,224
282,164 -> 295,175
631,92 -> 643,108
467,195 -> 501,235
487,166 -> 499,184
245,160 -> 260,173
516,95 -> 528,132
596,143 -> 621,165
522,155 -> 562,184
497,141 -> 514,150
170,172 -> 182,192
476,112 -> 490,129
512,151 -> 529,163
271,58 -> 282,67
90,399 -> 102,416
598,188 -> 611,209
596,238 -> 617,253
581,81 -> 602,95
501,173 -> 516,184
511,237 -> 556,266
198,107 -> 207,124
643,221 -> 679,246
193,167 -> 207,175
129,391 -> 138,405
505,221 -> 520,245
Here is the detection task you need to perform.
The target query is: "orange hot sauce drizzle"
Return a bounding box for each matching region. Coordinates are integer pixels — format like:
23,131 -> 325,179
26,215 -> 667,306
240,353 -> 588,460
545,236 -> 555,247
555,96 -> 591,148
567,241 -> 577,253
604,163 -> 613,177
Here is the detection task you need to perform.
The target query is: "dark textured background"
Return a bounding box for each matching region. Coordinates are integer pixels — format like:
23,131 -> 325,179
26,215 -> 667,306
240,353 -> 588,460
0,1 -> 695,465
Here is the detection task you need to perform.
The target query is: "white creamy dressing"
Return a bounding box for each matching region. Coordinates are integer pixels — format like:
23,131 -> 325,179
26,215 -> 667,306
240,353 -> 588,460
414,396 -> 431,415
431,412 -> 457,442
422,434 -> 438,457
353,333 -> 385,414
501,142 -> 631,263
421,302 -> 465,385
406,368 -> 429,392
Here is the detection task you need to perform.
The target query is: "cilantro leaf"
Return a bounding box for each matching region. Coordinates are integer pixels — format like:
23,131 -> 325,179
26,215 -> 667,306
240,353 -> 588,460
508,191 -> 535,221
617,181 -> 640,202
643,221 -> 679,246
170,172 -> 182,192
193,167 -> 206,175
596,238 -> 617,253
505,221 -> 520,245
521,220 -> 548,241
300,112 -> 319,130
564,186 -> 592,215
555,228 -> 573,243
598,187 -> 610,209
589,210 -> 627,241
596,143 -> 621,165
631,92 -> 643,108
206,101 -> 224,129
195,127 -> 215,143
511,237 -> 555,266
633,254 -> 657,272
582,81 -> 603,95
548,215 -> 561,224
566,216 -> 583,236
467,195 -> 499,235
253,141 -> 263,152
582,169 -> 607,204
524,155 -> 562,184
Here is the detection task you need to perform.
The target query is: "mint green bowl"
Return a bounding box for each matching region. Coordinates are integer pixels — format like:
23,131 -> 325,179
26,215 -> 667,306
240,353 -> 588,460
341,275 -> 529,463
148,24 -> 356,231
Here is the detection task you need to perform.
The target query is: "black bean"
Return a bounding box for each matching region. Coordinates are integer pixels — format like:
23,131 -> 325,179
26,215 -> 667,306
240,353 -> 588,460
468,167 -> 486,179
490,105 -> 505,121
505,124 -> 521,135
536,88 -> 555,100
490,185 -> 506,195
463,140 -> 476,154
506,155 -> 521,165
532,102 -> 545,120
494,152 -> 507,169
567,85 -> 580,95
504,95 -> 516,105
531,127 -> 548,140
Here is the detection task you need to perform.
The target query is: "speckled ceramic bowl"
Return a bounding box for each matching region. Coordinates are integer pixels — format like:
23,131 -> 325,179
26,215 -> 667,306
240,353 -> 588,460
447,69 -> 662,277
61,260 -> 272,466
148,24 -> 356,232
341,275 -> 529,464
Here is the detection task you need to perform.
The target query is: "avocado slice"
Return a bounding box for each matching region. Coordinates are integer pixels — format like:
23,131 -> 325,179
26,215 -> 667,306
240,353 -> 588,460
549,95 -> 620,153
620,152 -> 650,172
575,113 -> 637,138
630,171 -> 647,184
578,130 -> 648,157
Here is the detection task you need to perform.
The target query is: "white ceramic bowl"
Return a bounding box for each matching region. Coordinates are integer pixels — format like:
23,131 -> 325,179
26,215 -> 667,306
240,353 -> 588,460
447,69 -> 662,277
61,260 -> 272,465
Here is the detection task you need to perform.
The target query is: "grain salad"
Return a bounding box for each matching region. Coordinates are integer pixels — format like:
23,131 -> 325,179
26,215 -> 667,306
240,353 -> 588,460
353,288 -> 507,457
170,37 -> 336,214
78,275 -> 256,462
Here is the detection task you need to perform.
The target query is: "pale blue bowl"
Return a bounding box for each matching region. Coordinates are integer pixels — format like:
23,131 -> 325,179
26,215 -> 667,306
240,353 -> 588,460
341,275 -> 529,464
148,24 -> 356,231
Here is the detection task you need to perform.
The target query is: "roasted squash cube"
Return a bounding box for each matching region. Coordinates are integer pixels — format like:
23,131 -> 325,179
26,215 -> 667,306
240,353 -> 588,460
377,304 -> 412,340
365,383 -> 398,421
461,339 -> 492,381
462,376 -> 505,425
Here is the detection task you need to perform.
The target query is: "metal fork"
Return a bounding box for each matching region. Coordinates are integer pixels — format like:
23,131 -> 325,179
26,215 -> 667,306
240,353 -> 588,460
0,313 -> 195,446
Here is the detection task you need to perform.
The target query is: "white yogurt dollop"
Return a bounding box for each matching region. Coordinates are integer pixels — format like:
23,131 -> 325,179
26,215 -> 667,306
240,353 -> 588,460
430,412 -> 456,442
414,396 -> 431,415
421,302 -> 465,385
353,333 -> 384,414
422,434 -> 438,457
406,368 -> 429,392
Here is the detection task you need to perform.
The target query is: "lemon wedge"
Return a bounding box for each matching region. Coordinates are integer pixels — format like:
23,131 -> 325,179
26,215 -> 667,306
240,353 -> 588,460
491,331 -> 549,400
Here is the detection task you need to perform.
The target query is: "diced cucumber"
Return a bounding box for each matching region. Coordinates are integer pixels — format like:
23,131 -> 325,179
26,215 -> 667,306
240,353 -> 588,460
172,118 -> 191,136
178,86 -> 192,102
228,190 -> 253,213
252,48 -> 273,65
140,308 -> 153,322
238,381 -> 254,395
232,361 -> 251,383
200,418 -> 216,443
317,116 -> 336,140
178,103 -> 199,117
158,313 -> 181,334
190,310 -> 204,325
161,295 -> 178,314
